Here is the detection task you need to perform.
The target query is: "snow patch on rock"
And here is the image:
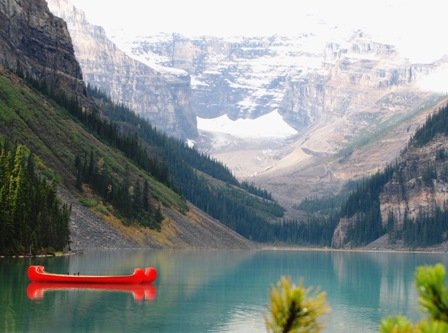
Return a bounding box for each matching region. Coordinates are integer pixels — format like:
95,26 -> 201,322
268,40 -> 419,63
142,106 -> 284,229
197,111 -> 298,139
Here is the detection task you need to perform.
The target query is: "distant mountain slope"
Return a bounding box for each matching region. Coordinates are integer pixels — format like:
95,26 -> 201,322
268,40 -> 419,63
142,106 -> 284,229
332,104 -> 448,249
119,31 -> 435,125
110,28 -> 446,210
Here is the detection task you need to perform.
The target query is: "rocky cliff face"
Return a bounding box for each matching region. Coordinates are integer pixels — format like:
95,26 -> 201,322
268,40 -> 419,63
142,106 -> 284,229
47,0 -> 197,139
279,31 -> 434,139
332,128 -> 448,249
0,0 -> 84,97
118,31 -> 433,129
119,33 -> 314,121
379,136 -> 448,227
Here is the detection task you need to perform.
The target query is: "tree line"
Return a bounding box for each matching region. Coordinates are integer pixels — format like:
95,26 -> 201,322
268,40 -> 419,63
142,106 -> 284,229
240,181 -> 273,201
385,208 -> 448,248
0,142 -> 70,255
271,215 -> 339,246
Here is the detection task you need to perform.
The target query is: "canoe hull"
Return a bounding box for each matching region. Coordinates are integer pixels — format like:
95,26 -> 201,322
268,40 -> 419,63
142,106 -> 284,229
27,265 -> 156,284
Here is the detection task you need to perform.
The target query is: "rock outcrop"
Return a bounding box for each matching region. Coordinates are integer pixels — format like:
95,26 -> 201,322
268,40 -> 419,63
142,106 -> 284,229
47,0 -> 197,139
0,0 -> 84,97
379,136 -> 448,227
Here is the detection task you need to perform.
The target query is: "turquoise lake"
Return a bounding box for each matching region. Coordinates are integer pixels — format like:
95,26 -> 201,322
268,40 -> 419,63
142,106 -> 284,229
1,250 -> 447,333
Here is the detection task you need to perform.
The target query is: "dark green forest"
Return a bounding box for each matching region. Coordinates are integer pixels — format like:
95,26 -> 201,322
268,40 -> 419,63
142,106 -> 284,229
340,165 -> 395,246
401,208 -> 448,246
296,180 -> 359,215
272,215 -> 339,246
412,104 -> 448,146
74,151 -> 163,229
0,143 -> 70,255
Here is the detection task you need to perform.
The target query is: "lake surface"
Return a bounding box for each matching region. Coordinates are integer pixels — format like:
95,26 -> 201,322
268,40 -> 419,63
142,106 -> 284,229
1,249 -> 447,333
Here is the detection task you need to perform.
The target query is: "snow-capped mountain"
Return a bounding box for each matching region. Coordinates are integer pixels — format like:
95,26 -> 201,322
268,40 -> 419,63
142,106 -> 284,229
112,32 -> 326,122
110,30 -> 448,209
112,31 -> 437,135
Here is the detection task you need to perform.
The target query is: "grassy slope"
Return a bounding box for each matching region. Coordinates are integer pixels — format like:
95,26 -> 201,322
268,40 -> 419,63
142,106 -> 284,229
0,69 -> 186,214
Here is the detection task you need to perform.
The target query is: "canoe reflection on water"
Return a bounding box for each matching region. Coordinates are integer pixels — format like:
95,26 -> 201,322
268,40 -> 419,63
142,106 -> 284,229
27,282 -> 157,302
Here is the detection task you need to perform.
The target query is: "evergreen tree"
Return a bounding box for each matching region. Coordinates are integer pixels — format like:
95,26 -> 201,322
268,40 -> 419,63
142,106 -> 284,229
0,143 -> 69,255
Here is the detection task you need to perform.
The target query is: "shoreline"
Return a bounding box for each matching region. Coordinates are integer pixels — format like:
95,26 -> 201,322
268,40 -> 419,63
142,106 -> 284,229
0,250 -> 82,260
259,244 -> 448,254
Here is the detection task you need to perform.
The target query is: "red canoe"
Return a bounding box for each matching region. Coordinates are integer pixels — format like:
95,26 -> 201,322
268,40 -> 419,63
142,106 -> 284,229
27,265 -> 157,284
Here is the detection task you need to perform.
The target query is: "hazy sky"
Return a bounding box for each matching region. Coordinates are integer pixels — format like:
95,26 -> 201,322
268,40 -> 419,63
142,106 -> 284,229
70,0 -> 447,63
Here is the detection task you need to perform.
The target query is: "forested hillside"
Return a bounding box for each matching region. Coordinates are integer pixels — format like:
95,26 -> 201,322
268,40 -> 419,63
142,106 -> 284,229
338,166 -> 395,246
0,66 -> 291,251
290,104 -> 448,248
332,104 -> 448,248
0,68 -> 181,227
88,87 -> 286,241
